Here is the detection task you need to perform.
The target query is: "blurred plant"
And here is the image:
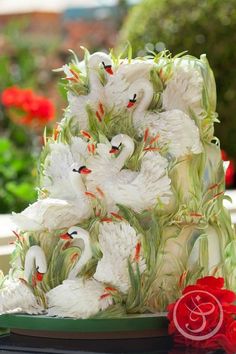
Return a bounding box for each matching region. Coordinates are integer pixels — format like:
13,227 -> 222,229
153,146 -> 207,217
0,87 -> 55,213
2,86 -> 55,130
118,0 -> 236,167
0,137 -> 37,213
0,20 -> 58,213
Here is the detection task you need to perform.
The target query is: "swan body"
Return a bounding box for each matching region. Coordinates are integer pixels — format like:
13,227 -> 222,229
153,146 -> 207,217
0,246 -> 47,314
47,227 -> 112,318
12,138 -> 92,231
0,278 -> 43,315
127,79 -> 202,158
94,222 -> 146,293
47,278 -> 112,318
87,134 -> 171,212
12,199 -> 82,231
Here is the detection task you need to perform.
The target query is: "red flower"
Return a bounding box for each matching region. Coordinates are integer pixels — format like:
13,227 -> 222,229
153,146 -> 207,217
168,276 -> 236,353
221,149 -> 235,187
1,86 -> 55,128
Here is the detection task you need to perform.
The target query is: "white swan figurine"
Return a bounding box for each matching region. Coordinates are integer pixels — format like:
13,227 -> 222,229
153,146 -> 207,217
68,53 -> 156,129
12,165 -> 92,231
87,134 -> 172,213
0,245 -> 47,314
103,59 -> 154,113
68,52 -> 113,130
94,221 -> 146,293
47,226 -> 113,318
127,78 -> 202,158
12,138 -> 93,231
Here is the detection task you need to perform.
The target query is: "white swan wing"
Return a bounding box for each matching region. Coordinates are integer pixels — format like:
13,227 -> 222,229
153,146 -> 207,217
117,60 -> 153,83
42,143 -> 75,198
87,143 -> 115,188
156,110 -> 202,158
70,136 -> 88,160
47,279 -> 111,318
12,198 -> 88,232
94,222 -> 143,293
162,62 -> 204,118
67,92 -> 90,130
107,152 -> 171,212
104,72 -> 129,111
68,88 -> 101,130
0,279 -> 43,315
118,169 -> 138,184
42,138 -> 87,199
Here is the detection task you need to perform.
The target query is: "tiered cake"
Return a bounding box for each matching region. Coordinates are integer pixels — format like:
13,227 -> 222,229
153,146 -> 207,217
1,49 -> 235,320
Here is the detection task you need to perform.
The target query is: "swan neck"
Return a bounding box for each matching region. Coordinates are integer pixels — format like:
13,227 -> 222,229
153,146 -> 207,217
69,172 -> 85,198
68,234 -> 92,279
133,81 -> 153,126
89,68 -> 101,89
24,246 -> 47,281
114,138 -> 134,170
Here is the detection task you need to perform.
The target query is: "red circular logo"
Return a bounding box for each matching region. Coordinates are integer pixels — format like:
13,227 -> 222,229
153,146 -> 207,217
173,290 -> 223,341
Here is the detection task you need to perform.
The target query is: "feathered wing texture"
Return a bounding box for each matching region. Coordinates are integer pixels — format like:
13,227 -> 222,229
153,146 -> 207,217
162,61 -> 204,118
117,60 -> 154,83
104,72 -> 129,111
87,143 -> 114,186
157,110 -> 202,157
106,152 -> 171,213
42,138 -> 88,199
94,222 -> 146,293
12,198 -> 88,232
143,109 -> 202,158
87,143 -> 119,210
70,136 -> 88,160
0,279 -> 43,315
47,279 -> 112,318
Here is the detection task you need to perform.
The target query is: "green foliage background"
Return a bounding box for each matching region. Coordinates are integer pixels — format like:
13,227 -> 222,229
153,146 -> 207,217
0,21 -> 59,213
119,0 -> 236,160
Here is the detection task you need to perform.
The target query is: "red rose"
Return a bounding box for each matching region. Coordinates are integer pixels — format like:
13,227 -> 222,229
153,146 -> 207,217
168,276 -> 236,353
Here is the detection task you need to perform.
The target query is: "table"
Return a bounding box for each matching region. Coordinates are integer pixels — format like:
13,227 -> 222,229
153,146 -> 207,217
0,333 -> 226,354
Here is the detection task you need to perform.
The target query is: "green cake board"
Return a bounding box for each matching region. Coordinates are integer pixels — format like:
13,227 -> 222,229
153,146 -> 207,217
0,313 -> 168,339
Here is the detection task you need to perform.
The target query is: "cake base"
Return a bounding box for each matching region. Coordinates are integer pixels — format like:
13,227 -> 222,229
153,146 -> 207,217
0,333 -> 174,354
0,313 -> 168,339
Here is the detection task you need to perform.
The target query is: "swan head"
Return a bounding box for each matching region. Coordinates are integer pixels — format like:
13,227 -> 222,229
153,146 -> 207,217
71,163 -> 92,175
89,52 -> 113,75
127,79 -> 153,108
60,226 -> 89,240
36,268 -> 45,282
109,134 -> 135,156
